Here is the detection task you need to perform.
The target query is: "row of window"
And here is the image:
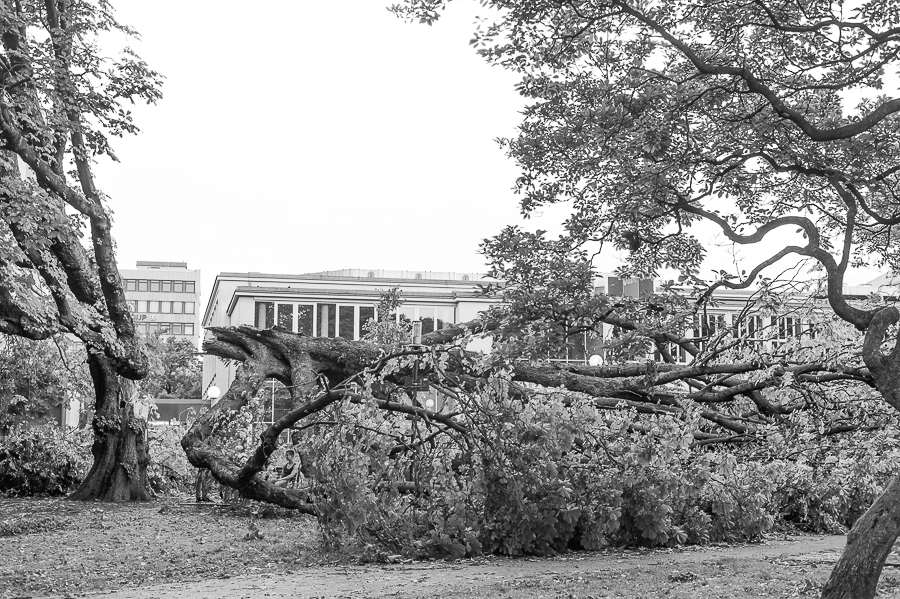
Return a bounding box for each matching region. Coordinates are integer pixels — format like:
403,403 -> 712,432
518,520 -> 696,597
128,300 -> 196,314
538,314 -> 818,365
254,302 -> 455,341
657,314 -> 817,363
136,322 -> 196,336
124,279 -> 197,294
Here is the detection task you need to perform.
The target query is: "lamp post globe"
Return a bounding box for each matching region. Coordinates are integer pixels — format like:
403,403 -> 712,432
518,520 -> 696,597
588,354 -> 604,367
207,386 -> 221,401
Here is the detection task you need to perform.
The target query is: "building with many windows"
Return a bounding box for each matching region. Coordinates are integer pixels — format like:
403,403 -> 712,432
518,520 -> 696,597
201,269 -> 498,397
201,268 -> 881,404
120,261 -> 201,347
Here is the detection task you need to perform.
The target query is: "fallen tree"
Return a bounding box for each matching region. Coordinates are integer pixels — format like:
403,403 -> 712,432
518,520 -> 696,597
183,294 -> 890,524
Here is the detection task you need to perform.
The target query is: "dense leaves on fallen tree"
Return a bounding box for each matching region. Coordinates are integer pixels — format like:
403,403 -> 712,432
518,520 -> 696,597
184,285 -> 899,555
0,425 -> 90,496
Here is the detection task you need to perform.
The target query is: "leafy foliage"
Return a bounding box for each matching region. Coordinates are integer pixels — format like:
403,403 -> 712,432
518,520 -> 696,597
289,379 -> 895,557
0,424 -> 91,496
0,334 -> 91,432
147,423 -> 196,496
139,335 -> 202,399
362,287 -> 413,345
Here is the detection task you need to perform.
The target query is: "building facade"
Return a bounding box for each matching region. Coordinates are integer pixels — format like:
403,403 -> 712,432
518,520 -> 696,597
201,269 -> 498,396
120,261 -> 201,347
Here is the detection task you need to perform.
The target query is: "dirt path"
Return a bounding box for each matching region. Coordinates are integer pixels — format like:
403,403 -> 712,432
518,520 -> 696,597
81,535 -> 850,599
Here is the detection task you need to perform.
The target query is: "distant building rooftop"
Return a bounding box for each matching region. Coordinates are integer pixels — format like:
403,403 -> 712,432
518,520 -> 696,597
136,261 -> 190,270
220,269 -> 491,283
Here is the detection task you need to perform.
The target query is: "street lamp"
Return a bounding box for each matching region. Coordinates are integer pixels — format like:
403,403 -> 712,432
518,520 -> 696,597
588,354 -> 604,367
207,385 -> 221,403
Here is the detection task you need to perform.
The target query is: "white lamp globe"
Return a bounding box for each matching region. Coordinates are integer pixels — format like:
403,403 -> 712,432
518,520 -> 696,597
207,386 -> 221,400
588,354 -> 604,367
424,398 -> 435,409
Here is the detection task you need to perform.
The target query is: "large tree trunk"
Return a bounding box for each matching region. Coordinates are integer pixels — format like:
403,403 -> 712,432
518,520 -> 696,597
823,309 -> 900,598
821,477 -> 900,599
69,354 -> 150,502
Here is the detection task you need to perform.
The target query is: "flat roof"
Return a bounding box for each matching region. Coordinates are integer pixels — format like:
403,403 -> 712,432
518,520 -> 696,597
137,261 -> 189,269
216,271 -> 495,285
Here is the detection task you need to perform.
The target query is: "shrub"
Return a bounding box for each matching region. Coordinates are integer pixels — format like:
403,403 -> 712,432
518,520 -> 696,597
766,428 -> 900,533
0,424 -> 91,496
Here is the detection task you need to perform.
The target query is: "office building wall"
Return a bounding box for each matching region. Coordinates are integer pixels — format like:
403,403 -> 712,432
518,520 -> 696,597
120,260 -> 201,347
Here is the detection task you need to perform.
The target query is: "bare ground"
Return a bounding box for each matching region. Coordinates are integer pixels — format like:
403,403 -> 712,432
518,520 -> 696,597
1,498 -> 898,599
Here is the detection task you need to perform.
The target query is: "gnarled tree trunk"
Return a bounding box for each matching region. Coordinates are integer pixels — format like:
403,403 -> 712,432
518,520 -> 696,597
822,477 -> 900,599
823,307 -> 900,599
69,353 -> 150,502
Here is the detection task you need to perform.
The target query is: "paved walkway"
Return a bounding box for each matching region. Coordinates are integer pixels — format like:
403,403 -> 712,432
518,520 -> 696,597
81,535 -> 846,599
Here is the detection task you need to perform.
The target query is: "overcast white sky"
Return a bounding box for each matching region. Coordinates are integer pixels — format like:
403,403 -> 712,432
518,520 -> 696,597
94,1 -> 881,305
95,1 -> 533,300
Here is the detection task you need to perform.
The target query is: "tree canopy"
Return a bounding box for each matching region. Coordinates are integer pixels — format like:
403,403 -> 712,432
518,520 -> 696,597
140,335 -> 202,400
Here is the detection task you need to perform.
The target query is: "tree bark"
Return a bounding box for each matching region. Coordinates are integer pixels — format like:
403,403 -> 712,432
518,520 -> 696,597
69,353 -> 150,502
823,308 -> 900,598
821,477 -> 900,599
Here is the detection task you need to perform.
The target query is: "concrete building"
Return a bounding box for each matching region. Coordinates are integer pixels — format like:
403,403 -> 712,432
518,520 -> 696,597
120,261 -> 201,347
201,269 -> 498,396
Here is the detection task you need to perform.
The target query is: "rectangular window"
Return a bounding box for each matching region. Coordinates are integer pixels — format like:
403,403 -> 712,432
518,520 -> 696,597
359,306 -> 375,338
435,307 -> 454,330
137,300 -> 148,313
185,302 -> 195,314
158,322 -> 170,335
172,323 -> 184,335
398,306 -> 416,323
693,314 -> 726,339
147,322 -> 158,334
185,281 -> 195,294
137,323 -> 147,334
161,280 -> 172,292
138,280 -> 148,292
149,300 -> 159,313
184,323 -> 194,336
317,303 -> 336,337
608,277 -> 623,296
420,307 -> 435,335
173,281 -> 184,293
172,302 -> 183,314
150,280 -> 160,292
737,315 -> 764,338
255,302 -> 275,329
297,304 -> 314,335
338,306 -> 355,340
161,301 -> 171,314
585,328 -> 604,358
569,331 -> 587,361
278,304 -> 293,329
776,317 -> 809,339
127,300 -> 137,312
126,280 -> 136,291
